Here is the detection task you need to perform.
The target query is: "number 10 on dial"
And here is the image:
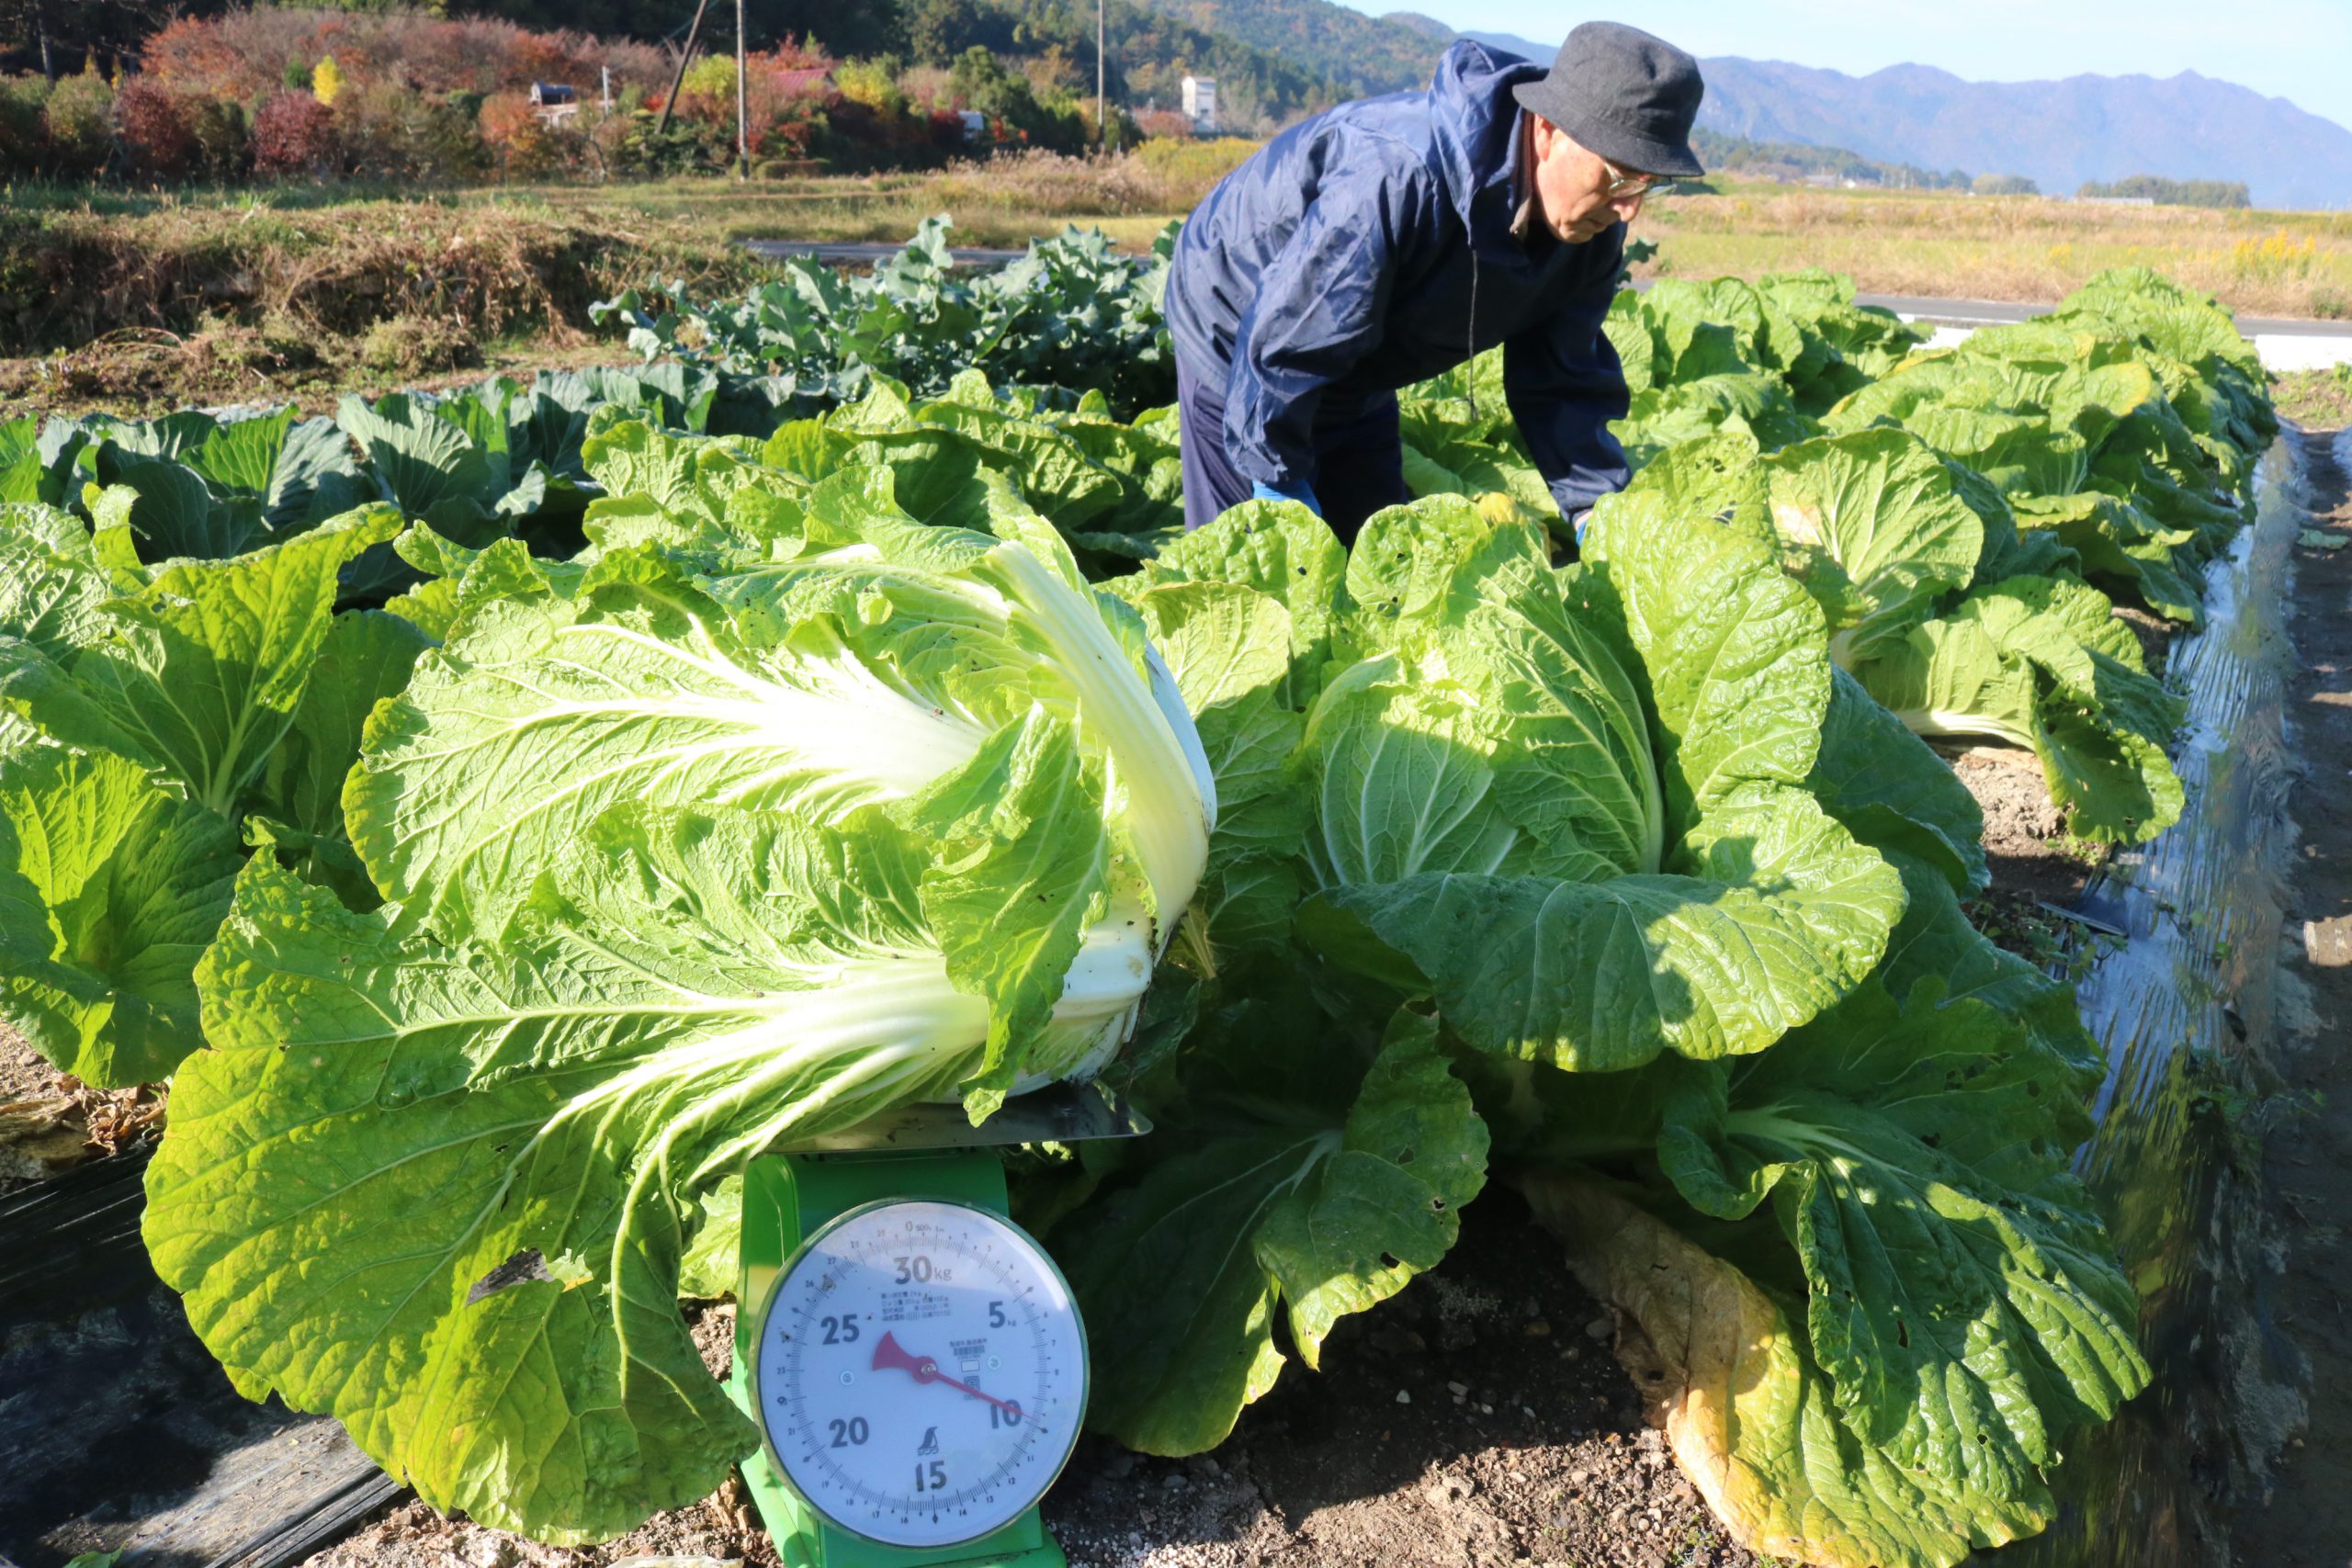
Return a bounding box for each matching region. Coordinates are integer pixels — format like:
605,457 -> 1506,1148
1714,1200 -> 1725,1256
751,1197 -> 1089,1553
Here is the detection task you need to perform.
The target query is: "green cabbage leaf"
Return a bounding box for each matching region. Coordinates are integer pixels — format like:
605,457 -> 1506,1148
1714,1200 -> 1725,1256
0,502 -> 406,1083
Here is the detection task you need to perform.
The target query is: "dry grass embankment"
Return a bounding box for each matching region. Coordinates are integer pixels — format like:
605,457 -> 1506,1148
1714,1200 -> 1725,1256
0,192 -> 778,413
1634,184 -> 2352,320
0,195 -> 768,354
0,142 -> 1254,414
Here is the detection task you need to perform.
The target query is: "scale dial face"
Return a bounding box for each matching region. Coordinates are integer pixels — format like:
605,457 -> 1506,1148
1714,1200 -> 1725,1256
752,1198 -> 1088,1549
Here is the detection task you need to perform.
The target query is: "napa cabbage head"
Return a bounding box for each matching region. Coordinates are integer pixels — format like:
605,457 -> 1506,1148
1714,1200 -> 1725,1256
145,461 -> 1216,1543
1124,494 -> 1905,1074
354,463 -> 1210,934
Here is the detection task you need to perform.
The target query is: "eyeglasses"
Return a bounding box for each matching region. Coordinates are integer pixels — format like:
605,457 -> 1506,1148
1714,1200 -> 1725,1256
1600,157 -> 1665,199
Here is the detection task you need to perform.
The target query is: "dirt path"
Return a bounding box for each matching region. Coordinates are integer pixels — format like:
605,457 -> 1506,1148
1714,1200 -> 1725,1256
2230,424 -> 2352,1566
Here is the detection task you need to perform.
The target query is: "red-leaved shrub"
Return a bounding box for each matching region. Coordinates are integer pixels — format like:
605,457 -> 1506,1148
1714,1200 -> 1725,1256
116,77 -> 198,181
1132,108 -> 1196,141
763,118 -> 816,159
929,108 -> 969,151
253,88 -> 336,177
662,51 -> 842,164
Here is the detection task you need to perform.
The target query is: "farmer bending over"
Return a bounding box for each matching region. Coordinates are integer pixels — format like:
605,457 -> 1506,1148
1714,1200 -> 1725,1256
1164,22 -> 1705,547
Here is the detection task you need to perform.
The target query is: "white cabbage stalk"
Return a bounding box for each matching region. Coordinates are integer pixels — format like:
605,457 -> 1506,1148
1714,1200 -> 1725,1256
551,928 -> 1159,1190
1890,707 -> 2039,751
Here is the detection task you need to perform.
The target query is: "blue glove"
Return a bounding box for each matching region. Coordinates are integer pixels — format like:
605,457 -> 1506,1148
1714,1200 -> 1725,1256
1250,478 -> 1323,517
1569,506 -> 1595,542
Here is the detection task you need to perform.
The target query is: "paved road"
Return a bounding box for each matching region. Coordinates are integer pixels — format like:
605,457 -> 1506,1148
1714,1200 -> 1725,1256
1853,290 -> 2352,341
741,240 -> 2352,367
743,239 -> 1032,266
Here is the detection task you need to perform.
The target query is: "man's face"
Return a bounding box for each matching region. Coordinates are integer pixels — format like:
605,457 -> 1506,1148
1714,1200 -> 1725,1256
1529,117 -> 1650,244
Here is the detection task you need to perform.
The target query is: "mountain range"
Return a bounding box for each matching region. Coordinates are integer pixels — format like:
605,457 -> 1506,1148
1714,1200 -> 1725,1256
1142,0 -> 2352,209
1690,59 -> 2352,210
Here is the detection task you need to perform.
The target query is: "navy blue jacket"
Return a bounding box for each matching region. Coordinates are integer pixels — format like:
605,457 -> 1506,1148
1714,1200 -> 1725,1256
1164,40 -> 1634,520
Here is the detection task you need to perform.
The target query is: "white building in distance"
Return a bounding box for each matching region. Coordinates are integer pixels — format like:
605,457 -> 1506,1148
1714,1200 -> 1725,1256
1182,74 -> 1217,133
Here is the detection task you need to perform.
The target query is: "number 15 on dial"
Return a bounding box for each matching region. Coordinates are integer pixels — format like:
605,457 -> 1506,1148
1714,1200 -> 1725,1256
751,1199 -> 1090,1551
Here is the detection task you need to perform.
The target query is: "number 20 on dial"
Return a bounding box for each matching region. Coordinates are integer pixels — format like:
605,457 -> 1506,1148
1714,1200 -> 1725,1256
751,1199 -> 1090,1549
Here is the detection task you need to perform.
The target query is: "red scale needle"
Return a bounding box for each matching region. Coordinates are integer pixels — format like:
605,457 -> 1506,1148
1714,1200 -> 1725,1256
870,1330 -> 1023,1418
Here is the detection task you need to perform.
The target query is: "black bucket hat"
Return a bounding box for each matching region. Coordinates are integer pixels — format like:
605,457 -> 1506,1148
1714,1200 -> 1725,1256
1510,21 -> 1706,178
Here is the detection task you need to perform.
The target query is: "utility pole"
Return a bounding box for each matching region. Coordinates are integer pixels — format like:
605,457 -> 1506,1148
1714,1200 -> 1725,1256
655,0 -> 712,137
735,0 -> 749,180
1096,0 -> 1105,149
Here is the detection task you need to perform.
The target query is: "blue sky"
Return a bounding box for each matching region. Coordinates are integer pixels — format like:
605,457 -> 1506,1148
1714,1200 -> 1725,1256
1342,0 -> 2352,134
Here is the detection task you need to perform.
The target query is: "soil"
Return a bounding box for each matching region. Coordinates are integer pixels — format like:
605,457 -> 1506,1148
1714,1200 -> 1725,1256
1933,600 -> 2178,914
2228,422 -> 2352,1567
311,1484 -> 783,1568
0,1024 -> 166,1195
2110,604 -> 2177,678
1949,744 -> 2105,908
1041,1192 -> 1758,1568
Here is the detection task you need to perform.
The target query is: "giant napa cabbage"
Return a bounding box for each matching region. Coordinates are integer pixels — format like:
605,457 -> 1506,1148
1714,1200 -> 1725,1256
1201,493 -> 1904,1072
1610,431 -> 2187,845
1046,493 -> 1912,1460
141,457 -> 1215,1541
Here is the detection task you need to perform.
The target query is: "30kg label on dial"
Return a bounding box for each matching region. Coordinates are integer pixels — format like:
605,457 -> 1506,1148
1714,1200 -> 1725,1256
752,1199 -> 1089,1550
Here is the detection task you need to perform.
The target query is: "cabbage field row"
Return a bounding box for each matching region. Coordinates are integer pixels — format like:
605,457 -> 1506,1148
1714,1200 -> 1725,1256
0,228 -> 2276,1568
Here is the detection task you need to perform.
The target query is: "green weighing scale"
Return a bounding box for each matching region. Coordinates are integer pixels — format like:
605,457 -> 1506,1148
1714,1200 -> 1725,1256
728,1084 -> 1146,1568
